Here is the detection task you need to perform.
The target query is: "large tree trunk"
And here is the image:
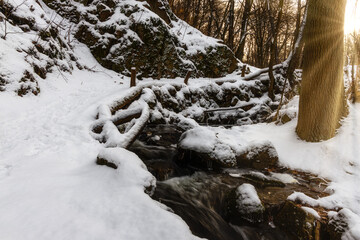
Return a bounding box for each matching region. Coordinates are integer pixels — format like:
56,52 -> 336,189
296,0 -> 348,142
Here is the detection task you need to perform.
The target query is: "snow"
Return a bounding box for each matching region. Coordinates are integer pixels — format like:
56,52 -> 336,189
97,148 -> 156,192
270,172 -> 299,184
236,183 -> 264,213
301,206 -> 321,220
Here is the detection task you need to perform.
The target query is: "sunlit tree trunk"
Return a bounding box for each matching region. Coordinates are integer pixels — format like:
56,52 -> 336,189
296,0 -> 348,142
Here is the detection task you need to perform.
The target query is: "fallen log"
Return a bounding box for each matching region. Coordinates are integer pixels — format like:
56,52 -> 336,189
243,63 -> 284,81
110,88 -> 143,114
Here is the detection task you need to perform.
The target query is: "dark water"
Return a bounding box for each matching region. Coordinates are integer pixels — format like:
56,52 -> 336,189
152,173 -> 293,240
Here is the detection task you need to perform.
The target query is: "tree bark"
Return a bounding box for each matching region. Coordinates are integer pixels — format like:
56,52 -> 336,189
296,0 -> 348,142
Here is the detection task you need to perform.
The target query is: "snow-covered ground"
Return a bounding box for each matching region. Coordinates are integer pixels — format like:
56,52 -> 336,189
1,0 -> 360,238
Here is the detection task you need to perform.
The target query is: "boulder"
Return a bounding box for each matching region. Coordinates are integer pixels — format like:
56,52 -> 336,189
177,127 -> 237,171
236,141 -> 279,170
225,183 -> 265,224
177,127 -> 279,172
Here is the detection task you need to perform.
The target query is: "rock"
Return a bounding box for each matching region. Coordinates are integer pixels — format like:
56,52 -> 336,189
145,0 -> 174,24
96,156 -> 118,169
189,45 -> 238,78
274,201 -> 321,240
17,71 -> 40,96
226,183 -> 265,224
177,128 -> 280,172
33,64 -> 46,79
97,3 -> 113,21
280,113 -> 292,124
236,141 -> 279,170
241,171 -> 286,188
177,127 -> 237,171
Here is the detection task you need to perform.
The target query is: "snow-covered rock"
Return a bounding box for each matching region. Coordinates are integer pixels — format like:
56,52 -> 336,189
97,147 -> 156,195
177,126 -> 279,170
225,183 -> 264,224
236,184 -> 264,216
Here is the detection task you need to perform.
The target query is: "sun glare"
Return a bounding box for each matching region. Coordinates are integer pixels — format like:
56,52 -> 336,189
345,0 -> 360,34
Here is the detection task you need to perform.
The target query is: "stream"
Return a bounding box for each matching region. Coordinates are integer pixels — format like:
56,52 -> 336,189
128,124 -> 319,240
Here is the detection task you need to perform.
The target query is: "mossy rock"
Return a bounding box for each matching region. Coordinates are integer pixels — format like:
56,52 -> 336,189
274,201 -> 321,240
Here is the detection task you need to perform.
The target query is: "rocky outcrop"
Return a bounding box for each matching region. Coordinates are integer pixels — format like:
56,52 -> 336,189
42,0 -> 238,78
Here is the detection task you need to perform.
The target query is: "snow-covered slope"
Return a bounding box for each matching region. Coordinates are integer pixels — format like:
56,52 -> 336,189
0,0 -> 79,95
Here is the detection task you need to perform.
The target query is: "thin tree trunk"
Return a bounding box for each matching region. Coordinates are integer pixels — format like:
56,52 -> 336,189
286,1 -> 307,88
207,0 -> 214,36
235,0 -> 253,61
268,0 -> 284,101
296,0 -> 348,142
227,0 -> 235,50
